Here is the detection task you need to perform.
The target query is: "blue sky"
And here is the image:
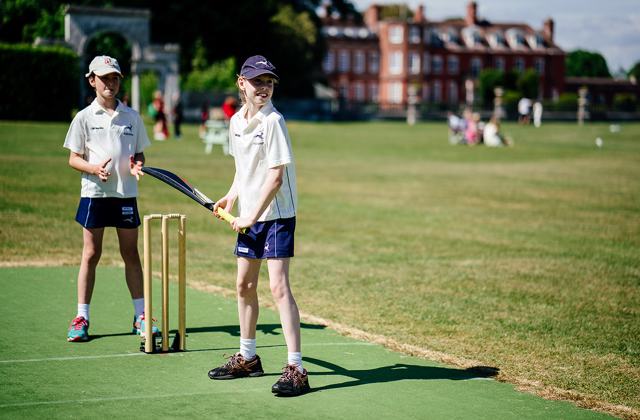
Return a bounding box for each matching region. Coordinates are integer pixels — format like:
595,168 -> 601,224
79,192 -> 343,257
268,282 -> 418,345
350,0 -> 640,72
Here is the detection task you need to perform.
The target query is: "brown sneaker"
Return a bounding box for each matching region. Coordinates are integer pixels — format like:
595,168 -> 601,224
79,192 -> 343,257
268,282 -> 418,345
271,365 -> 311,396
208,353 -> 264,380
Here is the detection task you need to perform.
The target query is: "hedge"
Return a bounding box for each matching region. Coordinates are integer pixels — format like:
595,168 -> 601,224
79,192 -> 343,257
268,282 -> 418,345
0,43 -> 79,121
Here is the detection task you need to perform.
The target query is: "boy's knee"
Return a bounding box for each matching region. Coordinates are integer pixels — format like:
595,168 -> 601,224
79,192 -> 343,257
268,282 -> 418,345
236,280 -> 257,298
83,248 -> 102,265
270,282 -> 288,301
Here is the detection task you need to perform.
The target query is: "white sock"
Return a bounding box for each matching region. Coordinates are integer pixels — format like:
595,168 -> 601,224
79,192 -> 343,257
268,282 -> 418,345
77,304 -> 90,321
240,338 -> 256,360
133,298 -> 145,318
288,352 -> 304,373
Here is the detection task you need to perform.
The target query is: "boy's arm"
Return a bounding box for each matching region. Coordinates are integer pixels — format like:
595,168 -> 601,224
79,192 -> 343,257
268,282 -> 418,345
213,172 -> 239,215
68,151 -> 111,182
232,165 -> 284,232
129,152 -> 145,180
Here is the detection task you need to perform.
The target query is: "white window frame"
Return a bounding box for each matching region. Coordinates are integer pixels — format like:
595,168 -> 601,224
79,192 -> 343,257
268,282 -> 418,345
388,82 -> 403,104
323,51 -> 335,73
448,80 -> 458,104
354,81 -> 365,102
447,56 -> 459,75
409,52 -> 421,75
338,50 -> 350,73
389,51 -> 404,75
514,57 -> 525,72
369,83 -> 379,103
432,55 -> 443,75
494,57 -> 505,72
433,80 -> 442,102
354,50 -> 365,74
389,25 -> 404,44
471,57 -> 482,78
422,52 -> 431,74
534,57 -> 545,74
369,51 -> 379,74
409,26 -> 421,44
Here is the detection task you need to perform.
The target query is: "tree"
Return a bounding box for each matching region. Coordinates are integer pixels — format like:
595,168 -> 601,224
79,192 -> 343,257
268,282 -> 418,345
517,69 -> 539,99
478,69 -> 503,106
628,61 -> 640,81
566,50 -> 611,78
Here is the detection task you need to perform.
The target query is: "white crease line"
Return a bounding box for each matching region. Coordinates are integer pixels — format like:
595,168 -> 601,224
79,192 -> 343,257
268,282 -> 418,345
0,389 -> 263,408
0,342 -> 374,364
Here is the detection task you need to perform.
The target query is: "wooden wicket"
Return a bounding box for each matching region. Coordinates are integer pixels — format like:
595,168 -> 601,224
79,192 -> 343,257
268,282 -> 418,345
143,213 -> 186,353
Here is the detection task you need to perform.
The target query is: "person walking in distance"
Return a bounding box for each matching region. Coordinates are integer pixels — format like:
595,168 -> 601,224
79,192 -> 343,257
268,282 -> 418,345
63,55 -> 157,342
208,55 -> 310,397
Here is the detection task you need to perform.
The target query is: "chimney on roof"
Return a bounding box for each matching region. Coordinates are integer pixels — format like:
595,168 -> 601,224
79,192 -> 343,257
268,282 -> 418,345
543,18 -> 555,42
414,4 -> 425,23
365,5 -> 381,30
466,1 -> 477,26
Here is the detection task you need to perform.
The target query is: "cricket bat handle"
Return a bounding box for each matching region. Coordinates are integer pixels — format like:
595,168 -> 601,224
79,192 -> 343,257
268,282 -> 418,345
216,207 -> 248,234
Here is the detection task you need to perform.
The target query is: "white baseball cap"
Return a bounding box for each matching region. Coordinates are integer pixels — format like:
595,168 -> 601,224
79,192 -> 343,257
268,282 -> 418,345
85,55 -> 123,78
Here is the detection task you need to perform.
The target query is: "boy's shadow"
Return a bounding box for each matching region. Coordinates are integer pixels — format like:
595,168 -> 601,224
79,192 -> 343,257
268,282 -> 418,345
304,356 -> 499,393
186,322 -> 326,337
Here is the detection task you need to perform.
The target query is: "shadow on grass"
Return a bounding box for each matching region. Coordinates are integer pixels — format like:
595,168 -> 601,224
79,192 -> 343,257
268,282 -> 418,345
304,356 -> 499,393
186,322 -> 326,337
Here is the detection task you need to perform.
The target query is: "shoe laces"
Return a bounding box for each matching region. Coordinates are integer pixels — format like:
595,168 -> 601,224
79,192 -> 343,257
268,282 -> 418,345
222,353 -> 245,370
71,317 -> 87,330
279,364 -> 302,383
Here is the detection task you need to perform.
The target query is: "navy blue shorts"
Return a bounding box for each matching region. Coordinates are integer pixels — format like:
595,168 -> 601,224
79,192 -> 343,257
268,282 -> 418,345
75,197 -> 141,229
234,217 -> 295,259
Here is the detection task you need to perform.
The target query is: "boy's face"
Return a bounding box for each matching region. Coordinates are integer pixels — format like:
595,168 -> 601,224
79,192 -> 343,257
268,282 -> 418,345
89,72 -> 121,101
240,75 -> 275,107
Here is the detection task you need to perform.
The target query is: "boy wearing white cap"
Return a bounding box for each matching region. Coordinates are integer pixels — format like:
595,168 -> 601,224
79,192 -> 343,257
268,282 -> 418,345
208,55 -> 310,396
64,55 -> 154,342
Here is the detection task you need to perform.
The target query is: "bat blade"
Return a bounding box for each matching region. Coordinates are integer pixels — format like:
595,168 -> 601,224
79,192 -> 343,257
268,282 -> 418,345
141,166 -> 214,210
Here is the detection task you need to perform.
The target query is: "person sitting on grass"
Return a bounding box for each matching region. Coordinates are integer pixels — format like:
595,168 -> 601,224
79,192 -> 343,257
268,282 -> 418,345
63,55 -> 157,342
482,115 -> 512,147
208,55 -> 310,397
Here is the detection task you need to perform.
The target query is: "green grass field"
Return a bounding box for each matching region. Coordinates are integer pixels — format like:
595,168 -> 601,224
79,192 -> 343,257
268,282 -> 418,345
0,119 -> 638,418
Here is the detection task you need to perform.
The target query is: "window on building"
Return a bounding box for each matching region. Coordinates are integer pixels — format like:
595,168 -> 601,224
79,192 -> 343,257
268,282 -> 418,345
339,83 -> 349,100
389,25 -> 404,44
389,51 -> 403,75
447,56 -> 459,75
354,81 -> 365,102
409,52 -> 421,75
494,57 -> 505,72
470,57 -> 482,78
534,57 -> 545,74
423,52 -> 431,74
514,57 -> 525,72
338,50 -> 350,73
388,82 -> 403,104
422,83 -> 430,102
354,51 -> 365,74
322,51 -> 335,73
433,80 -> 442,102
448,81 -> 458,104
409,26 -> 421,44
432,55 -> 443,75
369,51 -> 379,74
369,83 -> 379,103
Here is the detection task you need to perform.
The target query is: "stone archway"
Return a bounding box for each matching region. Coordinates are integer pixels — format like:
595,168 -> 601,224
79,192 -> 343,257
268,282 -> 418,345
64,5 -> 180,115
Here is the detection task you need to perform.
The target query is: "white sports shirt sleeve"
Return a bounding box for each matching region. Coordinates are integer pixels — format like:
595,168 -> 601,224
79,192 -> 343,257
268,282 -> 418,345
229,102 -> 297,221
63,100 -> 150,198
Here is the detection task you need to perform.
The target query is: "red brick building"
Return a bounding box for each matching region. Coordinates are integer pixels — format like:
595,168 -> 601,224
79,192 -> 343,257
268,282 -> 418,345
321,2 -> 565,108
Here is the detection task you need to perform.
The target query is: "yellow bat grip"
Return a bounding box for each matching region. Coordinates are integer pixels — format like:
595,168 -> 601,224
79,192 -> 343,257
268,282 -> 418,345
216,207 -> 248,234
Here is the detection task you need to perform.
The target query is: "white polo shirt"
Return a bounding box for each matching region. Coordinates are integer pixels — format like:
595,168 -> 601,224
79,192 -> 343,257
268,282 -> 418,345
229,101 -> 297,221
64,99 -> 150,198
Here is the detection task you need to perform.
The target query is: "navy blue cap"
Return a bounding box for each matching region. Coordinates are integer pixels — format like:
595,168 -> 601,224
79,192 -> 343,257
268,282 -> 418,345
240,55 -> 279,80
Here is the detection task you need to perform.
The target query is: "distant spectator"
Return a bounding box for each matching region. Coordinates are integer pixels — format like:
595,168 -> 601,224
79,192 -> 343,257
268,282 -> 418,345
533,101 -> 543,128
199,101 -> 209,139
518,97 -> 532,125
483,116 -> 512,147
222,96 -> 238,123
152,90 -> 169,140
447,111 -> 465,145
464,112 -> 482,146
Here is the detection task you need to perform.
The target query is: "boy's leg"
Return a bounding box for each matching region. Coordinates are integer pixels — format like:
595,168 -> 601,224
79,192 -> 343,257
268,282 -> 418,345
208,256 -> 264,380
68,227 -> 103,342
116,227 -> 143,299
237,257 -> 261,340
78,227 -> 105,305
267,258 -> 300,353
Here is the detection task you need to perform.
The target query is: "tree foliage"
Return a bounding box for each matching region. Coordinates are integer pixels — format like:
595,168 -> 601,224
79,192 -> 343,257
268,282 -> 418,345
566,50 -> 611,78
628,61 -> 640,81
0,0 -> 359,98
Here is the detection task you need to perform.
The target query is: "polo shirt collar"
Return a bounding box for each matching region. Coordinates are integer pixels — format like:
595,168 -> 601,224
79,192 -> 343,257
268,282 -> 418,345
240,101 -> 274,126
90,98 -> 126,115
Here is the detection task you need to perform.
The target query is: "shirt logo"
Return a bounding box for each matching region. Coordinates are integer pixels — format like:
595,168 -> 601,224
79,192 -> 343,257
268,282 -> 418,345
254,131 -> 264,140
123,124 -> 134,136
91,127 -> 104,130
122,206 -> 134,216
238,247 -> 250,254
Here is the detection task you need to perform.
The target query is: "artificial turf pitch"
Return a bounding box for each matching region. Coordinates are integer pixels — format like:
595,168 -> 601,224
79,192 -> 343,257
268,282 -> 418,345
0,266 -> 612,419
